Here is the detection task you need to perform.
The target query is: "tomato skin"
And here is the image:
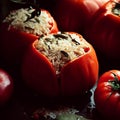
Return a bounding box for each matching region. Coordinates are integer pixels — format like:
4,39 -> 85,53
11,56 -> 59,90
22,32 -> 99,97
0,9 -> 58,70
53,0 -> 109,34
94,70 -> 120,119
0,24 -> 38,68
60,38 -> 99,96
22,40 -> 59,97
0,69 -> 13,106
85,1 -> 120,59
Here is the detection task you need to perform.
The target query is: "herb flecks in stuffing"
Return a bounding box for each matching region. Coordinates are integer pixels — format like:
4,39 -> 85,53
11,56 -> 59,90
35,32 -> 89,75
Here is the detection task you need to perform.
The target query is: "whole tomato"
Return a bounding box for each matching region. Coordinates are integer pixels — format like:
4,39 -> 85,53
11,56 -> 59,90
85,1 -> 120,60
53,0 -> 109,34
22,32 -> 99,97
0,7 -> 58,70
94,70 -> 120,120
0,69 -> 13,106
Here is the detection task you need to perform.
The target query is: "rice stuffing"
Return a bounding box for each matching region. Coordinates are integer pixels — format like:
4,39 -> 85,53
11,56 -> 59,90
35,32 -> 89,75
3,7 -> 53,36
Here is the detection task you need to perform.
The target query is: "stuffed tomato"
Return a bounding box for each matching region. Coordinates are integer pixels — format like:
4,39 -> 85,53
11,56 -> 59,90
0,7 -> 58,69
22,32 -> 99,97
85,1 -> 120,59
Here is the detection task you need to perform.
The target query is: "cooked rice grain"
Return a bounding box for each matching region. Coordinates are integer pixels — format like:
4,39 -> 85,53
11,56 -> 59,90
35,32 -> 89,75
3,8 -> 53,36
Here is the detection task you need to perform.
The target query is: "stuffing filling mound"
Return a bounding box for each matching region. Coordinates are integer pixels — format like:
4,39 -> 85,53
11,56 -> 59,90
35,32 -> 89,75
3,7 -> 53,35
32,106 -> 91,120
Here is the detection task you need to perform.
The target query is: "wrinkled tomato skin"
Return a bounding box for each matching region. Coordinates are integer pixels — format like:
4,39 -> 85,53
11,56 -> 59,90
85,1 -> 120,60
53,0 -> 109,34
0,69 -> 13,106
94,70 -> 120,120
22,32 -> 99,97
0,9 -> 58,70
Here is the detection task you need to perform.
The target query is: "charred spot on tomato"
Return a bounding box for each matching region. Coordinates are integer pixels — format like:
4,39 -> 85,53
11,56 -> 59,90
112,2 -> 120,16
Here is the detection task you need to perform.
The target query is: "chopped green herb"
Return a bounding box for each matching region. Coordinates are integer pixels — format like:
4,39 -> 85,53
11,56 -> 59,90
72,39 -> 80,45
53,34 -> 68,39
60,51 -> 69,57
24,6 -> 41,22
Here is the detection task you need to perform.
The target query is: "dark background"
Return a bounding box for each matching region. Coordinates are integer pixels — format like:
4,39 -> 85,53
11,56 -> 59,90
0,0 -> 9,23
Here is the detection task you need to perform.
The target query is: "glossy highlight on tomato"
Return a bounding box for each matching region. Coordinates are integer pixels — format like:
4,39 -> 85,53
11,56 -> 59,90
0,69 -> 13,106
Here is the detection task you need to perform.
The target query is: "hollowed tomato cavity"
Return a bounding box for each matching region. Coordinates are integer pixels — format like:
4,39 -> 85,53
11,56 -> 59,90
35,32 -> 89,75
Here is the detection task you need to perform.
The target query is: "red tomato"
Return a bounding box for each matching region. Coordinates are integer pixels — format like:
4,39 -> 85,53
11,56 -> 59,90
53,0 -> 109,34
94,70 -> 120,119
0,8 -> 58,70
0,69 -> 13,105
85,1 -> 120,59
22,32 -> 99,97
